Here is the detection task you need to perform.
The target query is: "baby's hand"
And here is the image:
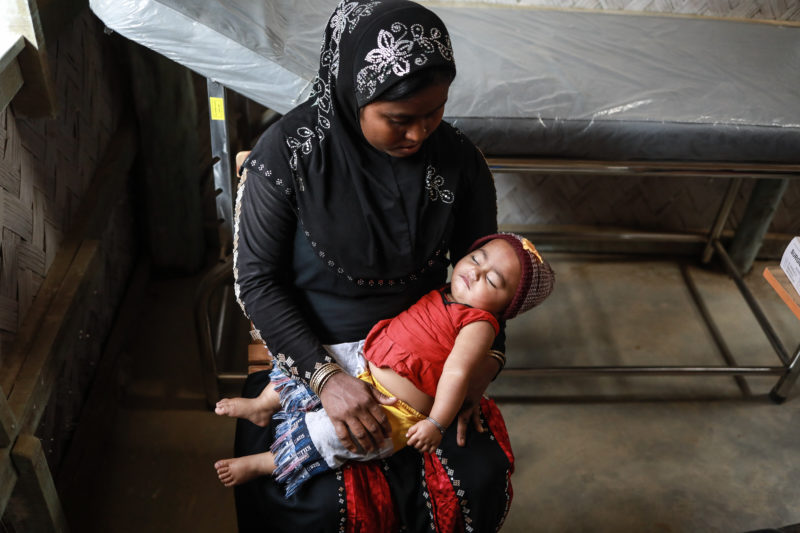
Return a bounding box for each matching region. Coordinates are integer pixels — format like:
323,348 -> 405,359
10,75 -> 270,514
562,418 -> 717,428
406,419 -> 443,454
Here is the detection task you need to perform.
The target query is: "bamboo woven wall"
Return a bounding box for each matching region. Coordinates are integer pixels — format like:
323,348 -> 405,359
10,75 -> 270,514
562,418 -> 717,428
0,8 -> 138,496
0,10 -> 123,362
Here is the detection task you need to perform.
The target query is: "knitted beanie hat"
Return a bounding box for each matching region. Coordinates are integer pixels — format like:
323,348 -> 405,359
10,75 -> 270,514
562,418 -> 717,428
467,232 -> 555,320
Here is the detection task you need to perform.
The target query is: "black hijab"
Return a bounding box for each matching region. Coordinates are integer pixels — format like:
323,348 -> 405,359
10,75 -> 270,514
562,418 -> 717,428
244,0 -> 472,284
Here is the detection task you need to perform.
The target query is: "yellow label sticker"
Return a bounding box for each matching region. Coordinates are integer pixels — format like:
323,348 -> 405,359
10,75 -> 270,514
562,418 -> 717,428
209,97 -> 225,120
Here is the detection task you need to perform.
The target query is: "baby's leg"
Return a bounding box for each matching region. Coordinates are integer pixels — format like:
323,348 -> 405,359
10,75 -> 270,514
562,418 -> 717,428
214,452 -> 276,487
215,381 -> 280,427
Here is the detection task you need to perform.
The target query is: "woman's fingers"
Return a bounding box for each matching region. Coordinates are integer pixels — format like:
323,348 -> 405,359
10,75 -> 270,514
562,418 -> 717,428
346,396 -> 390,451
332,420 -> 359,453
348,419 -> 379,453
456,407 -> 474,447
320,373 -> 390,452
368,395 -> 394,437
334,416 -> 380,453
472,406 -> 485,433
371,386 -> 398,406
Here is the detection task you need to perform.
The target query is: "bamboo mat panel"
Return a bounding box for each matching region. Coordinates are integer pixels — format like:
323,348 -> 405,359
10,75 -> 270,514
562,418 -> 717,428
0,11 -> 122,361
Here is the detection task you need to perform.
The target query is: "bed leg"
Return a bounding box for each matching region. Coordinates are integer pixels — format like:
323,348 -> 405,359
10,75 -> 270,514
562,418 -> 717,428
770,343 -> 800,403
702,178 -> 742,264
728,178 -> 789,275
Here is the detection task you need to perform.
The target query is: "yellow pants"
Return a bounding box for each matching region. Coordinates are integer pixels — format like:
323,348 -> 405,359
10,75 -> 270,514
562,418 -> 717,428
357,370 -> 426,452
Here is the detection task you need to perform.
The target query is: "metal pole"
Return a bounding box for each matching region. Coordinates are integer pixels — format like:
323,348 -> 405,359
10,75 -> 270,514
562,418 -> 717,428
728,178 -> 789,274
770,344 -> 800,403
681,265 -> 751,396
714,240 -> 791,365
702,178 -> 742,264
207,79 -> 234,258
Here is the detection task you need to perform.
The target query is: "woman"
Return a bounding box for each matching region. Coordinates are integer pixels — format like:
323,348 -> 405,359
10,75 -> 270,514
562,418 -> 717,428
232,1 -> 513,531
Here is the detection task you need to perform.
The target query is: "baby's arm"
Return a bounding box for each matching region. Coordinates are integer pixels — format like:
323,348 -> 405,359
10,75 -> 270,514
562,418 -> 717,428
405,321 -> 496,453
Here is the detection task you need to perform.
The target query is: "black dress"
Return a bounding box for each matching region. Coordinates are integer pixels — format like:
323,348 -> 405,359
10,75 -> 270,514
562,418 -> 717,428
231,1 -> 515,531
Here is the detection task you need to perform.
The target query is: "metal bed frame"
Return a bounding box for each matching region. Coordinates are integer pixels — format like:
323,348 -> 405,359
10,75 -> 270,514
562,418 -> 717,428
195,81 -> 800,406
488,159 -> 800,403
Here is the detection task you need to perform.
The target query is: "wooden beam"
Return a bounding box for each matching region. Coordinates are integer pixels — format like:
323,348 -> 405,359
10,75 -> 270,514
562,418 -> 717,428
0,246 -> 79,397
763,266 -> 800,322
0,35 -> 24,72
7,240 -> 100,435
0,35 -> 25,114
0,447 -> 19,518
6,434 -> 68,533
0,390 -> 18,448
7,1 -> 58,118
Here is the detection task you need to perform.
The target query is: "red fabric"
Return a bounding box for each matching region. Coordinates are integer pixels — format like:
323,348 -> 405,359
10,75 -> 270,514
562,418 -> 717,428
365,289 -> 499,397
344,463 -> 397,533
424,453 -> 464,533
341,401 -> 514,533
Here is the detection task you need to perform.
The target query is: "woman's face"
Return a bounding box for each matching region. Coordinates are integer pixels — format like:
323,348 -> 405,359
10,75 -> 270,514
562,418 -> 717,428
358,81 -> 450,158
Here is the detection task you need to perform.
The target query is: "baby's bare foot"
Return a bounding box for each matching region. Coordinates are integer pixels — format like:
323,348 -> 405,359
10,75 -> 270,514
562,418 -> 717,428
215,382 -> 279,427
214,453 -> 275,487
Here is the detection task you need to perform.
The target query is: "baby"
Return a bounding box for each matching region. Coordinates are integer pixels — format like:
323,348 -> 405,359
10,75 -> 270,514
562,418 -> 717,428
215,232 -> 555,496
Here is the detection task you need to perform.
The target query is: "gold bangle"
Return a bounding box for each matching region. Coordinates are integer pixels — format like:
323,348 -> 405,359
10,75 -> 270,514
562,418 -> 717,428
488,349 -> 506,367
318,369 -> 340,395
310,364 -> 334,395
310,362 -> 343,396
488,349 -> 506,380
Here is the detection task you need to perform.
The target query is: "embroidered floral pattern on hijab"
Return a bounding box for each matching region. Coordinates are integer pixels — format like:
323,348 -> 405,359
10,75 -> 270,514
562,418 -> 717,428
240,0 -> 464,285
298,1 -> 379,153
356,22 -> 453,100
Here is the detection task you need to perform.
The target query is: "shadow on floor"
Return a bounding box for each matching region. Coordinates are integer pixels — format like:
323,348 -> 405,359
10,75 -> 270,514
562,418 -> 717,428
61,256 -> 800,532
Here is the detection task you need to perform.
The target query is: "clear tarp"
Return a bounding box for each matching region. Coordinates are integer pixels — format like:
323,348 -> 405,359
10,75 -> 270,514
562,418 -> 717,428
90,0 -> 800,161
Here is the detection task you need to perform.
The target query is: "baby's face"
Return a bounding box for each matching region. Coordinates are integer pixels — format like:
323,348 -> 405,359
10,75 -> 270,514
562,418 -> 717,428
450,239 -> 521,315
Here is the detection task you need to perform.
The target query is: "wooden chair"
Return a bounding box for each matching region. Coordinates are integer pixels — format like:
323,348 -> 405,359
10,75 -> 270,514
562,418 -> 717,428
247,327 -> 273,374
195,150 -> 271,407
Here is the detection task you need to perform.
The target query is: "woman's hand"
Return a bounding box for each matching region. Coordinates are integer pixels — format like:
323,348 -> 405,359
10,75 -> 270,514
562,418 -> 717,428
319,372 -> 397,453
456,397 -> 485,447
455,354 -> 501,446
406,419 -> 443,454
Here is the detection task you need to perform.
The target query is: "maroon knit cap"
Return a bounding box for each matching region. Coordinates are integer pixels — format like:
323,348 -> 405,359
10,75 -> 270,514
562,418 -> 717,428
467,232 -> 555,320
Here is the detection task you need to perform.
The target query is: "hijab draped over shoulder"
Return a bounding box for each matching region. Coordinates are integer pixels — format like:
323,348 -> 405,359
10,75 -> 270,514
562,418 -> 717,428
242,0 -> 478,284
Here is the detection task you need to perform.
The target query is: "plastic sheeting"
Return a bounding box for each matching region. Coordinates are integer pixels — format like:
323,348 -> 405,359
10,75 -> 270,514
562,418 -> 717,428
90,0 -> 800,161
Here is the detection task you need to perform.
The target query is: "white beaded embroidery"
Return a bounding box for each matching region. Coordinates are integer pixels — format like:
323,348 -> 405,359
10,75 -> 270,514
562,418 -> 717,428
356,22 -> 453,100
425,165 -> 454,204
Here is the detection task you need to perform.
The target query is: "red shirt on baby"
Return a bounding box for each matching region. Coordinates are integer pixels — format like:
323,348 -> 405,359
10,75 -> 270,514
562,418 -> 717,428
364,288 -> 500,397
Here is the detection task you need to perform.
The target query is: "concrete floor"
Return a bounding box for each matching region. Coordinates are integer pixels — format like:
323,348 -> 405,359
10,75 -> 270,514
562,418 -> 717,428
62,254 -> 800,532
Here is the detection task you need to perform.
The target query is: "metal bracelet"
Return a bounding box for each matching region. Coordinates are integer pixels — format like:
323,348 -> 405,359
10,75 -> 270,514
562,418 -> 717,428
314,365 -> 341,395
426,416 -> 447,436
310,362 -> 343,396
